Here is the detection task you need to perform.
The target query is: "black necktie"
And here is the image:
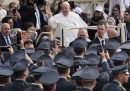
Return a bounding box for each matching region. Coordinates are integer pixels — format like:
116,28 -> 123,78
102,40 -> 105,46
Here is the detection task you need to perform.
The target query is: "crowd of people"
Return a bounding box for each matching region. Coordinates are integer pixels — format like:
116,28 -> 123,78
0,0 -> 130,91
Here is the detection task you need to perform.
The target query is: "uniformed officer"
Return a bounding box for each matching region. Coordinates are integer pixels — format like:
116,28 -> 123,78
71,37 -> 87,75
119,41 -> 130,56
84,54 -> 100,67
118,41 -> 130,91
85,46 -> 97,56
37,54 -> 53,67
0,66 -> 13,90
30,49 -> 45,64
3,59 -> 31,91
103,39 -> 120,68
5,49 -> 33,66
72,68 -> 84,91
54,53 -> 76,91
72,37 -> 87,60
72,66 -> 99,91
84,53 -> 110,91
24,39 -> 35,57
31,66 -> 56,89
39,70 -> 59,91
37,38 -> 51,55
111,50 -> 129,66
24,67 -> 55,91
102,64 -> 129,91
105,39 -> 120,57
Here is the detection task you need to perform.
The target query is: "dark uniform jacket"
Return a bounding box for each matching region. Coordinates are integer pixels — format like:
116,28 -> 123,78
3,80 -> 31,91
56,78 -> 76,91
102,80 -> 126,91
0,85 -> 4,91
70,56 -> 83,75
80,88 -> 93,91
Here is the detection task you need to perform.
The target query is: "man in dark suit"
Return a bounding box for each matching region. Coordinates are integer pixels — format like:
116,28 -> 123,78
102,64 -> 129,91
0,23 -> 15,61
19,0 -> 48,30
88,20 -> 108,48
54,53 -> 76,91
0,23 -> 12,46
72,66 -> 99,91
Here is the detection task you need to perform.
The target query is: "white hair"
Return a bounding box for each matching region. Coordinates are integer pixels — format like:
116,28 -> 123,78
61,1 -> 70,8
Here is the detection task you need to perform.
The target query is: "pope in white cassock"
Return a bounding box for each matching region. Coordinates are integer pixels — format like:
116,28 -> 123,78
48,2 -> 87,47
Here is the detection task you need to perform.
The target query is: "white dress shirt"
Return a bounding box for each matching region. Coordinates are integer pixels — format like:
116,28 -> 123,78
98,37 -> 106,46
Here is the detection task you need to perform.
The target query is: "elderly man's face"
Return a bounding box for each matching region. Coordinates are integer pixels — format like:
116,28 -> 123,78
1,24 -> 11,36
61,3 -> 70,16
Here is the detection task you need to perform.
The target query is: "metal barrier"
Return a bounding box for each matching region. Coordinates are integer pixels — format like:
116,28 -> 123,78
55,24 -> 126,46
36,22 -> 127,47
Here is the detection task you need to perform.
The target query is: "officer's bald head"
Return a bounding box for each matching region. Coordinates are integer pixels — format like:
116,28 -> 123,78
61,2 -> 70,16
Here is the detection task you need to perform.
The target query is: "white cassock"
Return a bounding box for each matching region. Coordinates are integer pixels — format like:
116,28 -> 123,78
48,12 -> 87,47
109,0 -> 130,16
